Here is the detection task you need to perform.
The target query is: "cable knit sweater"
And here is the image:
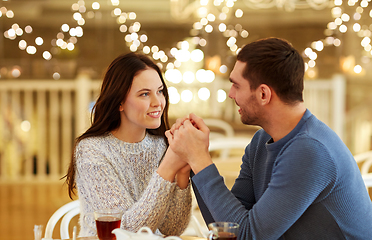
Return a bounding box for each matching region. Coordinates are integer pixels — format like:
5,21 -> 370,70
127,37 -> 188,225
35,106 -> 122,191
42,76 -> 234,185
75,132 -> 192,237
193,109 -> 372,239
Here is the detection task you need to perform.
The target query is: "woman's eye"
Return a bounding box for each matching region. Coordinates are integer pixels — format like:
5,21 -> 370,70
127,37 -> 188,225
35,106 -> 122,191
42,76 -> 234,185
158,89 -> 164,94
141,92 -> 149,96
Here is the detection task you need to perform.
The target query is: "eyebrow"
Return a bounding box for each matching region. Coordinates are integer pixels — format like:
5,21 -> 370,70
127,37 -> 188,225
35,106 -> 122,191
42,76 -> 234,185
137,85 -> 164,93
229,77 -> 238,85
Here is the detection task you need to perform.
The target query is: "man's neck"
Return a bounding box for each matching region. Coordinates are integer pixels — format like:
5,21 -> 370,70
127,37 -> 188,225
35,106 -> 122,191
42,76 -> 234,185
263,102 -> 306,142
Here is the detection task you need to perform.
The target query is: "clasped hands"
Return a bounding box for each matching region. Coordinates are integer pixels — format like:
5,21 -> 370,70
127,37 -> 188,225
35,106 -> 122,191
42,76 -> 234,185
166,113 -> 213,174
157,113 -> 213,188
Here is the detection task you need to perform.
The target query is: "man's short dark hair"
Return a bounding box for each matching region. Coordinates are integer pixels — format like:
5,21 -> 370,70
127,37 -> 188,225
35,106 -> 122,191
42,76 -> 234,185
237,37 -> 305,104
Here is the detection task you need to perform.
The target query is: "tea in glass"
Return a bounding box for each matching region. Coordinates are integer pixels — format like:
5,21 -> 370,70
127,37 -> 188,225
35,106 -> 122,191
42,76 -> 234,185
208,222 -> 239,240
94,208 -> 123,240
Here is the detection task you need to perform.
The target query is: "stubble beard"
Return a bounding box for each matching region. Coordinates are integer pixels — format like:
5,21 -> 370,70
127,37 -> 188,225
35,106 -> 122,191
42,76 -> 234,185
240,110 -> 259,126
239,96 -> 260,126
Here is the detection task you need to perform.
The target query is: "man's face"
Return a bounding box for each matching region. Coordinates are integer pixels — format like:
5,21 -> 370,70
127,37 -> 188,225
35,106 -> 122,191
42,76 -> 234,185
228,61 -> 261,126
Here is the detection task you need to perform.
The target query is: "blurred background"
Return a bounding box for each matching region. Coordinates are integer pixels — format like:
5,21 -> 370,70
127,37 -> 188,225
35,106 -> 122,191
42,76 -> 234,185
1,0 -> 372,239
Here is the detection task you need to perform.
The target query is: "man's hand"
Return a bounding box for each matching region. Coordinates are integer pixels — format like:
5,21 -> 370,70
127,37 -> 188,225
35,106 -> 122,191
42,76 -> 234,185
166,113 -> 213,174
169,115 -> 189,135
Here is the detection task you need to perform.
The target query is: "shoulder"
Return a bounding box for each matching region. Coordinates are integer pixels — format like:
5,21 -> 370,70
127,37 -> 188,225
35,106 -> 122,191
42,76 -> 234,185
74,134 -> 115,163
271,136 -> 339,194
294,114 -> 349,161
278,135 -> 341,184
76,133 -> 111,150
283,135 -> 333,160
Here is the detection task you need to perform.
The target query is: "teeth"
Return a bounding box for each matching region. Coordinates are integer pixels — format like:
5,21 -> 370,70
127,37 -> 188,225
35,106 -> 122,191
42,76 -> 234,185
148,111 -> 160,116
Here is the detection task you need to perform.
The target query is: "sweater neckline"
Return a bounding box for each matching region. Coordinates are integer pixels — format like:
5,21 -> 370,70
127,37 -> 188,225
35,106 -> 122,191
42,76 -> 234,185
266,109 -> 312,151
107,131 -> 153,153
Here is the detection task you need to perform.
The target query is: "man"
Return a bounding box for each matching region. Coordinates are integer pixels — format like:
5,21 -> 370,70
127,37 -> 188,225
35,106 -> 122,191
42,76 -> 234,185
166,38 -> 372,239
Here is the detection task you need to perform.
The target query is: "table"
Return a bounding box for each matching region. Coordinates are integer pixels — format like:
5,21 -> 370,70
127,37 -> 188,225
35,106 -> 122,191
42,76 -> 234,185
62,236 -> 205,240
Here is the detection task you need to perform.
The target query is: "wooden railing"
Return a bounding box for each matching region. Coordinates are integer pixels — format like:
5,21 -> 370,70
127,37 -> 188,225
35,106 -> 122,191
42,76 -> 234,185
303,74 -> 346,140
0,75 -> 101,181
0,74 -> 362,181
346,102 -> 372,155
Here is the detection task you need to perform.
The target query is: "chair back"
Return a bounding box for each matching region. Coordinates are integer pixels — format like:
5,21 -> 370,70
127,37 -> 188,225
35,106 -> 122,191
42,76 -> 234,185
209,137 -> 251,160
204,119 -> 235,140
354,151 -> 372,174
42,200 -> 80,240
208,137 -> 251,189
354,151 -> 372,193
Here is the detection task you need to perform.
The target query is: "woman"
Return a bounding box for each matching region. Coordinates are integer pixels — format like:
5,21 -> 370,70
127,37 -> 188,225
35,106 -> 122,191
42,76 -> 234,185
64,53 -> 192,237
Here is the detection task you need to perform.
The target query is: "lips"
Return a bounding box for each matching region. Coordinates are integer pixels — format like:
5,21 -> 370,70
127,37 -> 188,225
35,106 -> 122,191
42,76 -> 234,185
148,111 -> 162,118
236,103 -> 241,114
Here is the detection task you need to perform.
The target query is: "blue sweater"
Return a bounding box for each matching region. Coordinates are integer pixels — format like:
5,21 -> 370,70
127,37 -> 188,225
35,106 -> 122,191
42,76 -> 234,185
192,109 -> 372,240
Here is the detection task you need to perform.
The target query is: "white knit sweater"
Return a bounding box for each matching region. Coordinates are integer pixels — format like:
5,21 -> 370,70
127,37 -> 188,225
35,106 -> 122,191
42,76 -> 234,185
75,132 -> 192,237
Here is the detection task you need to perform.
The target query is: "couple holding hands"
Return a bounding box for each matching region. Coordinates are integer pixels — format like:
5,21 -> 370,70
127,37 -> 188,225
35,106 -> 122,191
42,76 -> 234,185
64,38 -> 372,240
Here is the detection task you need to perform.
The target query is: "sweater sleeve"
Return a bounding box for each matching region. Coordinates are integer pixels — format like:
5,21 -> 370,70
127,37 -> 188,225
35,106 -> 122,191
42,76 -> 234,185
192,137 -> 337,240
158,184 -> 192,236
76,141 -> 177,236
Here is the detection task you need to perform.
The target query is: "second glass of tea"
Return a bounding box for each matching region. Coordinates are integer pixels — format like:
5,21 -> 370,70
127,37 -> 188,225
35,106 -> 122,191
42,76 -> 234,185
94,208 -> 123,240
208,222 -> 239,240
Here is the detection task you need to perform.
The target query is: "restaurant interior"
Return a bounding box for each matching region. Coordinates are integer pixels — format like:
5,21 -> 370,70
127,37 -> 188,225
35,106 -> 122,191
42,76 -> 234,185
1,0 -> 372,239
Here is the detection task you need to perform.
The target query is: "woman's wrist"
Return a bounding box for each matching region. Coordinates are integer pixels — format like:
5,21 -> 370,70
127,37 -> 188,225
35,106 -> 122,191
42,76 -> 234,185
176,172 -> 190,189
157,161 -> 177,183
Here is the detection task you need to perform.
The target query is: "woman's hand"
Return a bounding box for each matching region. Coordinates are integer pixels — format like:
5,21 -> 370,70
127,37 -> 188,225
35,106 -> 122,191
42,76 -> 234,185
157,145 -> 188,184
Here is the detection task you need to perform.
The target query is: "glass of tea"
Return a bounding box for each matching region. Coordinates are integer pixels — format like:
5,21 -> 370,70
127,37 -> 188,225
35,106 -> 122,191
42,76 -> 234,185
94,208 -> 123,240
208,222 -> 239,240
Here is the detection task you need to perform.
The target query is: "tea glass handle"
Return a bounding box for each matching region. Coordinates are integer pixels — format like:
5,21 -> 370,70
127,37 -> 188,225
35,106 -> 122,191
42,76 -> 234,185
83,213 -> 99,234
207,230 -> 217,240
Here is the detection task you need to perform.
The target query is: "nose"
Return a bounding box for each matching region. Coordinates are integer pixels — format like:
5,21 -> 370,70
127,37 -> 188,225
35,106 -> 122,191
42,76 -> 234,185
150,94 -> 162,107
228,87 -> 235,99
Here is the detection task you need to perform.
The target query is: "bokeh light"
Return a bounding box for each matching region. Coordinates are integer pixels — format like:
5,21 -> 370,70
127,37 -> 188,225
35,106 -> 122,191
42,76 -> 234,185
181,90 -> 193,102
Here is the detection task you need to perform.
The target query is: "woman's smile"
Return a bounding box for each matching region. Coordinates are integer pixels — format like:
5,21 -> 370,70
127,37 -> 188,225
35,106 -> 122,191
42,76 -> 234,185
148,110 -> 162,118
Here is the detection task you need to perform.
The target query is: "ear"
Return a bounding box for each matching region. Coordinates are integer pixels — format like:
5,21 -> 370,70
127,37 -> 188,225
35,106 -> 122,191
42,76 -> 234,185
256,84 -> 272,105
119,103 -> 124,112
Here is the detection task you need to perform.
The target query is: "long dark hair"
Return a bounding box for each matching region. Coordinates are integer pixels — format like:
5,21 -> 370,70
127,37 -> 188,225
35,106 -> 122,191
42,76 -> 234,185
64,52 -> 170,199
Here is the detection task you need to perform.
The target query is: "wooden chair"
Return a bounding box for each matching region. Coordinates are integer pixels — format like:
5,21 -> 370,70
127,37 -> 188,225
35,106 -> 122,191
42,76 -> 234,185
204,118 -> 235,140
354,151 -> 372,192
42,200 -> 80,240
209,137 -> 251,160
209,137 -> 251,189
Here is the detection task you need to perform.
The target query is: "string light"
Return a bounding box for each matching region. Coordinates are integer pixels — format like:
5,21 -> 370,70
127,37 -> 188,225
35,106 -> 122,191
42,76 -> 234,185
6,0 -> 366,101
181,90 -> 193,103
198,87 -> 211,101
303,0 -> 372,77
217,89 -> 227,102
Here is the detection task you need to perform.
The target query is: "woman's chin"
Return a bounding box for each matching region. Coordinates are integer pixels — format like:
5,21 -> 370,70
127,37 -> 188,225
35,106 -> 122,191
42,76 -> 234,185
147,122 -> 161,130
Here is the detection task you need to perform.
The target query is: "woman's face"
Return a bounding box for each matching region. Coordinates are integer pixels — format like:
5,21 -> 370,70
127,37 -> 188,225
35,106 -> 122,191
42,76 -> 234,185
119,68 -> 166,134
